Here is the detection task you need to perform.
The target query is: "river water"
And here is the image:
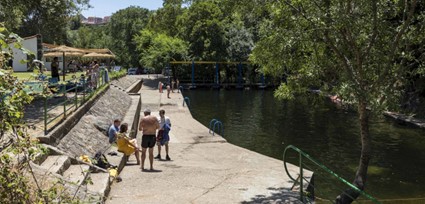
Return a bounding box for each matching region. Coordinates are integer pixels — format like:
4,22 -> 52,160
183,89 -> 425,202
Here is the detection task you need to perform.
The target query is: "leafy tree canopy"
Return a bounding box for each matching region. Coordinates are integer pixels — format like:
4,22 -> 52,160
0,0 -> 90,44
134,29 -> 188,73
250,0 -> 419,201
109,6 -> 151,68
177,0 -> 227,61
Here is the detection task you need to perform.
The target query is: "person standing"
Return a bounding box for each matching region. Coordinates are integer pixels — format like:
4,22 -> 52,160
166,84 -> 171,98
51,57 -> 60,81
155,109 -> 171,160
93,61 -> 100,88
7,56 -> 13,69
176,79 -> 180,93
139,109 -> 159,171
158,81 -> 163,93
171,79 -> 175,93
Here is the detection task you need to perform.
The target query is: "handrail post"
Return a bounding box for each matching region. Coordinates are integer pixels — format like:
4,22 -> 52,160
209,119 -> 217,133
44,96 -> 47,135
82,77 -> 86,104
63,85 -> 67,119
75,84 -> 78,108
299,152 -> 304,203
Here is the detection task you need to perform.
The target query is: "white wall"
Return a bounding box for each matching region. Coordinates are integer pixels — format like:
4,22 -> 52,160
9,37 -> 38,72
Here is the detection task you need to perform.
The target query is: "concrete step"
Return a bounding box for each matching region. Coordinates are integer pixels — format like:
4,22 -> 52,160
63,164 -> 90,186
40,155 -> 71,175
87,172 -> 111,199
32,151 -> 49,165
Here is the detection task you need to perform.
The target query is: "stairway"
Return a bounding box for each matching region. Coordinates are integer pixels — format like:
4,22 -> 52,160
31,145 -> 112,203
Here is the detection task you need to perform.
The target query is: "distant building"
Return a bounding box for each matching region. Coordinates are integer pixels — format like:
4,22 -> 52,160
81,15 -> 111,25
103,16 -> 111,23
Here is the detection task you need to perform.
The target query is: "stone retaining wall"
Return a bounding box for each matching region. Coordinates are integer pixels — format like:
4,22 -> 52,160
112,76 -> 143,90
56,87 -> 131,157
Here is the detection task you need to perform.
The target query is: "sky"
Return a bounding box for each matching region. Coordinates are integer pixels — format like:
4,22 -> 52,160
81,0 -> 164,17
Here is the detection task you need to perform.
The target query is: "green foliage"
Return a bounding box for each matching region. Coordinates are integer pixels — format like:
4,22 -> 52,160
147,1 -> 184,37
177,0 -> 227,60
0,0 -> 90,44
251,0 -> 420,113
134,29 -> 188,73
0,25 -> 82,203
67,25 -> 111,49
224,13 -> 254,62
109,6 -> 151,68
250,0 -> 420,200
110,69 -> 127,80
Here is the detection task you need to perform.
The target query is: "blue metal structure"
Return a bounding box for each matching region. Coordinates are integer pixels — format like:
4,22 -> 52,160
209,119 -> 224,136
209,119 -> 218,134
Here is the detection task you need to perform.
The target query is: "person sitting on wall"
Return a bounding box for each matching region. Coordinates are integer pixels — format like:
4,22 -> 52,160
108,119 -> 121,144
117,123 -> 140,165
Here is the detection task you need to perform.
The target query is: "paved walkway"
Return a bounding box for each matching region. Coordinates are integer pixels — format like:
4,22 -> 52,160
107,76 -> 306,204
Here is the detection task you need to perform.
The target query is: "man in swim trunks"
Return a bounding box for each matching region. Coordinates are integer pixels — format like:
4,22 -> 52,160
139,109 -> 159,171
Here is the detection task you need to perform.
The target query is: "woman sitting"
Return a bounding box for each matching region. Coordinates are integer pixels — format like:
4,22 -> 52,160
117,123 -> 140,165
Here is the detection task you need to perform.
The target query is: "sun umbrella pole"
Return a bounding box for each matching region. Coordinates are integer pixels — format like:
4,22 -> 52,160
62,51 -> 66,81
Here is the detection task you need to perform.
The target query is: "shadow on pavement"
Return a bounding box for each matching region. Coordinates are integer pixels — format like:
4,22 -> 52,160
141,75 -> 170,90
241,187 -> 302,204
141,169 -> 163,173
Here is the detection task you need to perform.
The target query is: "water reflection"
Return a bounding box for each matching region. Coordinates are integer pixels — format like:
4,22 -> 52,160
183,89 -> 425,200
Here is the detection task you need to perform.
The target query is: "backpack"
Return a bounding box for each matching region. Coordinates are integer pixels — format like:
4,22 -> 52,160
93,151 -> 115,169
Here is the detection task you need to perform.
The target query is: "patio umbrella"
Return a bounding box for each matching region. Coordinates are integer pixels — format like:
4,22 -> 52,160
45,46 -> 84,81
43,52 -> 84,57
82,52 -> 116,59
48,45 -> 84,53
83,53 -> 116,71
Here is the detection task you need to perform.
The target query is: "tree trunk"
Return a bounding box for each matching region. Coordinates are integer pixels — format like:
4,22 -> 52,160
336,101 -> 371,204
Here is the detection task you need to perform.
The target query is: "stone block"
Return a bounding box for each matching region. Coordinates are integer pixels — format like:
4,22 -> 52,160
40,155 -> 71,175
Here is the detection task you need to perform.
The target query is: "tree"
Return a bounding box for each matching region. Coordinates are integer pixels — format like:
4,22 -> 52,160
177,1 -> 227,61
225,13 -> 254,62
67,25 -> 111,49
251,0 -> 418,202
0,0 -> 90,43
109,6 -> 150,68
134,29 -> 188,74
0,24 -> 81,203
147,0 -> 185,37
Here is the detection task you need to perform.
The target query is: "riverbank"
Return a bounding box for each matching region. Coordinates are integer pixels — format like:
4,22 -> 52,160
107,76 -> 310,204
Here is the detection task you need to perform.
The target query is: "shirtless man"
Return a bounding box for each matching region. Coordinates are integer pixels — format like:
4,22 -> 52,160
139,109 -> 159,171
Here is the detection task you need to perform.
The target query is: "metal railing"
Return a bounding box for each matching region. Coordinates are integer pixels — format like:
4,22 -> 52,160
283,145 -> 380,204
43,70 -> 108,135
209,119 -> 224,136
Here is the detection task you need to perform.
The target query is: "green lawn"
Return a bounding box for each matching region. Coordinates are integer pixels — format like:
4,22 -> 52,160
13,71 -> 85,81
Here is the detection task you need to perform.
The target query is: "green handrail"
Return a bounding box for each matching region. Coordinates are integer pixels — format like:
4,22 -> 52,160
43,71 -> 108,135
283,145 -> 380,204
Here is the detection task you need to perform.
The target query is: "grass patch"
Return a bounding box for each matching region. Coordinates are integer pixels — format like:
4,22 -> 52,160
13,71 -> 85,81
110,69 -> 127,80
